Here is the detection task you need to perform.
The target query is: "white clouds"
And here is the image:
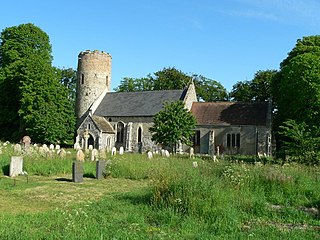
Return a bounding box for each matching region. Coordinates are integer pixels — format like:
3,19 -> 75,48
223,0 -> 320,27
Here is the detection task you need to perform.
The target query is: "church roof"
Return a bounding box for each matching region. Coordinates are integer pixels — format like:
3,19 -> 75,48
94,89 -> 186,117
191,102 -> 269,126
92,115 -> 115,133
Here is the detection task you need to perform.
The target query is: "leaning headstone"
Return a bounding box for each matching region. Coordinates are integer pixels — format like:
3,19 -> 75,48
119,146 -> 124,155
10,156 -> 23,177
72,161 -> 83,183
91,149 -> 99,161
14,144 -> 22,154
96,160 -> 106,179
147,151 -> 153,159
111,147 -> 116,156
21,136 -> 31,150
76,149 -> 85,161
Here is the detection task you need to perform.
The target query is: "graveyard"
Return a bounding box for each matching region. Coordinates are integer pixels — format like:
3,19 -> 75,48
0,141 -> 319,239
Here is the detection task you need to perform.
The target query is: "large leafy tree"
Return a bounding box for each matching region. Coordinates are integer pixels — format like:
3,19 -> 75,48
0,23 -> 75,143
272,35 -> 320,158
115,67 -> 228,102
149,101 -> 196,153
230,70 -> 277,102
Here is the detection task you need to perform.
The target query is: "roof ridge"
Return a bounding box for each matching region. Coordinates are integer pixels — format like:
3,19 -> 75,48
108,89 -> 184,94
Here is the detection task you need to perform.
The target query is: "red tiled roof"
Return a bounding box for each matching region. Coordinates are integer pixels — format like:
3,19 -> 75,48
191,102 -> 269,126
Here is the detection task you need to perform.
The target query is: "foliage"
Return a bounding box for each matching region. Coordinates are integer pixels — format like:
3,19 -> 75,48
230,70 -> 277,102
279,120 -> 320,164
149,101 -> 196,153
114,67 -> 228,101
272,36 -> 320,157
0,23 -> 75,143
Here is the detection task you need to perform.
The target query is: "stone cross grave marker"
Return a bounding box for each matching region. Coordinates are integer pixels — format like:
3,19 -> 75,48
10,156 -> 23,177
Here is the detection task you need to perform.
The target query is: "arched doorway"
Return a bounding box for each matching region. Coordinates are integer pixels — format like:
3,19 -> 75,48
88,134 -> 94,149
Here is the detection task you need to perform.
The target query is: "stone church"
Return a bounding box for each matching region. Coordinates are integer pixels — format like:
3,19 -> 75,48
75,50 -> 272,156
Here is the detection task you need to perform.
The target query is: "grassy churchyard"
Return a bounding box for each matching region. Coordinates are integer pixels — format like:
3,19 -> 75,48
0,142 -> 319,239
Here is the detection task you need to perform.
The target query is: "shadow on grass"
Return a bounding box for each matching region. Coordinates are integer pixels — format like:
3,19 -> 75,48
2,164 -> 9,176
83,173 -> 95,179
115,190 -> 153,206
55,178 -> 72,182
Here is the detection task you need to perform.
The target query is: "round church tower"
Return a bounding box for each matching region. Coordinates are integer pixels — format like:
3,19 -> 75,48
76,50 -> 112,122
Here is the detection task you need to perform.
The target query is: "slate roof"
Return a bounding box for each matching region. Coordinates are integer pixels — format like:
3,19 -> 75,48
92,115 -> 115,133
94,89 -> 186,117
191,102 -> 269,126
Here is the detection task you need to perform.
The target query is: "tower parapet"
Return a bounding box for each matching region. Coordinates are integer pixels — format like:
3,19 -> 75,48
76,50 -> 112,123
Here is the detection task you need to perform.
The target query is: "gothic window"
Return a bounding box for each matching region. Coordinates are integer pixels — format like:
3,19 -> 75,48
116,122 -> 125,144
81,74 -> 84,84
106,136 -> 111,146
227,133 -> 240,148
137,127 -> 142,143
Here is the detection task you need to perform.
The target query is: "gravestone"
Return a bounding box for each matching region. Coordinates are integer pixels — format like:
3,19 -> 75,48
76,149 -> 85,161
21,136 -> 31,150
91,149 -> 99,161
58,148 -> 66,158
147,151 -> 153,159
96,160 -> 106,179
49,144 -> 55,150
10,156 -> 23,177
74,142 -> 81,150
72,161 -> 83,183
119,146 -> 124,155
99,149 -> 106,160
88,145 -> 93,151
55,144 -> 61,150
14,144 -> 22,154
189,147 -> 194,159
161,149 -> 165,156
111,147 -> 116,156
164,150 -> 170,158
192,161 -> 198,168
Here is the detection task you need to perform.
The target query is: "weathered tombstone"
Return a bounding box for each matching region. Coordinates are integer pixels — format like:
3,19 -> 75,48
99,149 -> 106,160
58,148 -> 66,158
164,150 -> 170,158
14,144 -> 22,154
55,144 -> 60,150
88,145 -> 93,151
74,142 -> 81,150
21,136 -> 31,150
192,161 -> 198,168
147,151 -> 153,159
76,149 -> 85,161
111,147 -> 116,156
161,149 -> 165,156
42,144 -> 50,153
189,147 -> 194,159
91,149 -> 99,161
119,146 -> 124,155
72,161 -> 83,183
10,156 -> 23,177
96,160 -> 106,179
49,144 -> 55,150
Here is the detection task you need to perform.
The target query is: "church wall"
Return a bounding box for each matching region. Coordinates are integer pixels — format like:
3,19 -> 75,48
194,125 -> 270,156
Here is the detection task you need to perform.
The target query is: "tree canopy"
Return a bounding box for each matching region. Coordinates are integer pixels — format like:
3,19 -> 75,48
0,23 -> 75,143
149,101 -> 196,153
114,67 -> 228,102
230,70 -> 276,102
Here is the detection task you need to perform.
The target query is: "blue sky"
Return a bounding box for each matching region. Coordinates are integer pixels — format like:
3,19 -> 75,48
1,0 -> 319,91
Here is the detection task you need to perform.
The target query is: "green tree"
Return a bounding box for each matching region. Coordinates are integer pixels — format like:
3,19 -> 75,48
193,75 -> 228,101
115,67 -> 228,101
0,23 -> 75,143
230,70 -> 276,102
149,101 -> 196,153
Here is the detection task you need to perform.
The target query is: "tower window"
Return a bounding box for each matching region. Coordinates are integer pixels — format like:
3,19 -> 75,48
106,75 -> 109,85
81,74 -> 84,84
